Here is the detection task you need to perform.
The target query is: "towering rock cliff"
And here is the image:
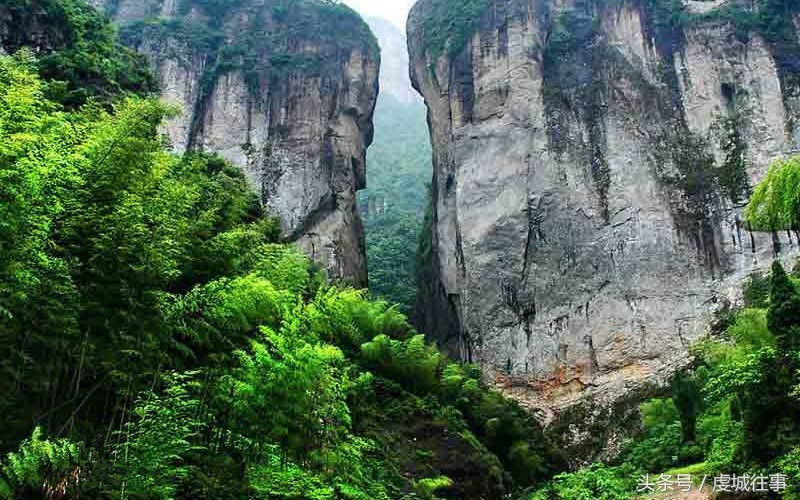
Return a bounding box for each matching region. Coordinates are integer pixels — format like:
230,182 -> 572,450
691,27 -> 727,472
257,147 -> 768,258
410,0 -> 800,441
96,0 -> 380,285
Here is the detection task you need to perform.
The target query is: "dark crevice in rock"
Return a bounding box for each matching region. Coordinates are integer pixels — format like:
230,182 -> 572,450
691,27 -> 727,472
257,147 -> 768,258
497,20 -> 509,58
187,56 -> 221,152
414,176 -> 467,362
630,0 -> 688,122
521,195 -> 544,347
540,0 -> 613,222
584,334 -> 600,377
450,42 -> 476,124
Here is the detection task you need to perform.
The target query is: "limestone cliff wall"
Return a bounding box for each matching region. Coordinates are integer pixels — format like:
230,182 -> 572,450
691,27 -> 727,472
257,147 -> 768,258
99,0 -> 379,285
409,0 -> 800,441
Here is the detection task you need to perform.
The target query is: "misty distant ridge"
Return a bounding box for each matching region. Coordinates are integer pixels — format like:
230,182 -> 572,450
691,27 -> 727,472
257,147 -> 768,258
367,17 -> 422,104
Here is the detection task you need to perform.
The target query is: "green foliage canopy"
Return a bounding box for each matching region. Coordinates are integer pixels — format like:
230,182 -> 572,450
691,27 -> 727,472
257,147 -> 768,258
746,156 -> 800,231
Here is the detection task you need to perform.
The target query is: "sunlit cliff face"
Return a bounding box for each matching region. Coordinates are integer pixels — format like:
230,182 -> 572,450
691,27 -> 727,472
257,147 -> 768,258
102,0 -> 380,286
409,0 -> 800,454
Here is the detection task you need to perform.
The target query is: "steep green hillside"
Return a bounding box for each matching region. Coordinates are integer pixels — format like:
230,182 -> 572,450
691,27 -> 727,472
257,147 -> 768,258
0,0 -> 155,106
0,2 -> 565,498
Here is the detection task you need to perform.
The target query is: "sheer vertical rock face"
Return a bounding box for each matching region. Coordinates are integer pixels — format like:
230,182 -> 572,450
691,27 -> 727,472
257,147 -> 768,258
100,0 -> 379,286
409,0 -> 800,421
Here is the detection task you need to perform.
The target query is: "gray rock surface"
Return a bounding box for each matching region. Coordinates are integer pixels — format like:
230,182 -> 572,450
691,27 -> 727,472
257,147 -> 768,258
409,0 -> 800,441
100,0 -> 379,286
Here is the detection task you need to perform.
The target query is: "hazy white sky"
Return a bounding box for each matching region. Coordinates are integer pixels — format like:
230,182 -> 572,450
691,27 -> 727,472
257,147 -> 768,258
342,0 -> 417,30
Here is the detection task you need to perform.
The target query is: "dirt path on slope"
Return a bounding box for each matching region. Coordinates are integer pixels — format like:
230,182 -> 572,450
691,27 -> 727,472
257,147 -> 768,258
635,488 -> 713,499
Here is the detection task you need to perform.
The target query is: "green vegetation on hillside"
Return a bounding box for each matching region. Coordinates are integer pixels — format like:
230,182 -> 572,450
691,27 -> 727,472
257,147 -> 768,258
359,94 -> 432,314
419,0 -> 488,60
0,10 -> 564,495
120,0 -> 377,91
418,0 -> 800,86
0,0 -> 156,106
4,0 -> 800,498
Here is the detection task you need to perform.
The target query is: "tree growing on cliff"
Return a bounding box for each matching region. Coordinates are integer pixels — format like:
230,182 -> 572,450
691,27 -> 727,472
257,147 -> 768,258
745,156 -> 800,231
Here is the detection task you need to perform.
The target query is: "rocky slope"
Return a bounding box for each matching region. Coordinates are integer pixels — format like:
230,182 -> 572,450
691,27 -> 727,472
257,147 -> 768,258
95,0 -> 380,286
409,0 -> 800,447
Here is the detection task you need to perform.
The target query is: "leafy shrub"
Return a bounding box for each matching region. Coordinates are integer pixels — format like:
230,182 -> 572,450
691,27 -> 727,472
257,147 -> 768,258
1,0 -> 156,106
1,427 -> 83,498
248,453 -> 334,499
728,309 -> 773,350
111,373 -> 206,499
530,463 -> 638,500
361,334 -> 444,394
696,401 -> 742,470
623,399 -> 702,472
247,245 -> 319,296
439,364 -> 564,486
773,447 -> 800,500
223,326 -> 351,464
416,475 -> 454,500
744,273 -> 771,308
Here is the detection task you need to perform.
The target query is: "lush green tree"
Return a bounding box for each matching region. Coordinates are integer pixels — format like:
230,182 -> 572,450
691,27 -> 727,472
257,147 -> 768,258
767,260 -> 800,354
1,427 -> 83,498
774,447 -> 800,500
361,334 -> 444,395
0,51 -> 279,448
672,372 -> 702,443
745,156 -> 800,230
110,373 -> 206,499
743,273 -> 772,308
223,326 -> 351,465
0,0 -> 156,106
737,261 -> 800,463
622,399 -> 701,472
689,262 -> 800,468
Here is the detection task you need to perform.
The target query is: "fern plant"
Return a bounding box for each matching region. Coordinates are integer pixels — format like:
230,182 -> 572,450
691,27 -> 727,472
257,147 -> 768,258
2,427 -> 83,498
